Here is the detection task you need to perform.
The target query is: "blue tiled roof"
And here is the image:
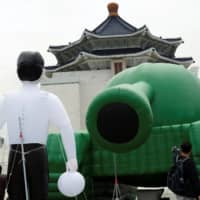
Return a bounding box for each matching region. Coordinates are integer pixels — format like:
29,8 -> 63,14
93,16 -> 137,35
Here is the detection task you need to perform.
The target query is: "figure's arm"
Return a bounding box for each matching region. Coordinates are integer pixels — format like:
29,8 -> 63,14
48,94 -> 77,171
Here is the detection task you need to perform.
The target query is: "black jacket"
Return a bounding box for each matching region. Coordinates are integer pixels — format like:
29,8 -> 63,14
181,157 -> 200,198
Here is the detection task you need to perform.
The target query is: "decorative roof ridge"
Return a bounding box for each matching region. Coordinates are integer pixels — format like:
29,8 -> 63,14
81,49 -> 193,64
87,26 -> 183,45
48,27 -> 146,52
85,26 -> 146,38
145,28 -> 183,45
45,49 -> 155,72
48,29 -> 89,52
151,48 -> 194,66
44,64 -> 60,71
164,38 -> 183,42
92,15 -> 137,35
48,26 -> 183,53
92,16 -> 112,33
48,45 -> 67,49
78,48 -> 155,58
45,48 -> 193,72
45,52 -> 85,72
115,15 -> 138,32
173,57 -> 194,61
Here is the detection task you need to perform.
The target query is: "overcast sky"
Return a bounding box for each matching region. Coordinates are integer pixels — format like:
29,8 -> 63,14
0,0 -> 199,92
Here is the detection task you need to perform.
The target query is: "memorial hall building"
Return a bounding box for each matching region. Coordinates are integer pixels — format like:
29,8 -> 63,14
41,2 -> 194,130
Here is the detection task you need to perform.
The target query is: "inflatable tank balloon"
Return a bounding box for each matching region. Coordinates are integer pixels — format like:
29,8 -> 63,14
86,63 -> 200,152
47,63 -> 200,196
84,63 -> 200,186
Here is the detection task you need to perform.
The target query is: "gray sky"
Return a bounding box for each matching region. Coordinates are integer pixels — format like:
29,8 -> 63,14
0,0 -> 199,92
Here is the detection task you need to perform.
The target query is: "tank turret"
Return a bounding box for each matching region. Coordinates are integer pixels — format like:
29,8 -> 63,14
86,63 -> 200,153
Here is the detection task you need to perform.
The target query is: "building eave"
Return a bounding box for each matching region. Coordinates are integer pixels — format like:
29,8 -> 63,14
150,49 -> 193,68
145,27 -> 183,45
48,26 -> 183,54
48,29 -> 90,53
85,27 -> 183,45
45,48 -> 193,72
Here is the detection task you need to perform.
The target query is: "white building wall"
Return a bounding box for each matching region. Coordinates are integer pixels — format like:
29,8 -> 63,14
42,83 -> 81,132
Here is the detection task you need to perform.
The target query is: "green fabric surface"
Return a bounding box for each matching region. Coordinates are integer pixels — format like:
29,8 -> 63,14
47,121 -> 200,198
47,134 -> 66,173
90,123 -> 191,177
49,173 -> 60,183
47,122 -> 194,189
48,183 -> 59,192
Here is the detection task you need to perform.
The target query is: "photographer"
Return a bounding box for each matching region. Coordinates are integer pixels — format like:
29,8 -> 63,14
170,142 -> 200,200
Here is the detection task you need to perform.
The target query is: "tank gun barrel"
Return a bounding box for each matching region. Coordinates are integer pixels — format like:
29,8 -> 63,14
86,81 -> 154,153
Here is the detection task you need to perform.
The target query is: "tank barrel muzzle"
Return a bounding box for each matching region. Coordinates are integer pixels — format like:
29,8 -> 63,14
86,81 -> 154,153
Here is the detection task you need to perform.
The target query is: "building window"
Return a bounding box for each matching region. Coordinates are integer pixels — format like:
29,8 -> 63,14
114,62 -> 123,74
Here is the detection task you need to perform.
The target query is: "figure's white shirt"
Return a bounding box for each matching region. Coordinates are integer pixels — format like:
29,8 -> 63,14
0,81 -> 76,160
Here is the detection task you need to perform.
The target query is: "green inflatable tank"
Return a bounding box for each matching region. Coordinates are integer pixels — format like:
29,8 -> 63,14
47,63 -> 200,200
84,63 -> 200,186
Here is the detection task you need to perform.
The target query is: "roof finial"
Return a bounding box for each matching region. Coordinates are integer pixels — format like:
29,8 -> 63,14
107,2 -> 119,16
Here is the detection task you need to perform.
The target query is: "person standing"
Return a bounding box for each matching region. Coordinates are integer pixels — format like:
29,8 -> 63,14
172,142 -> 200,200
0,51 -> 78,200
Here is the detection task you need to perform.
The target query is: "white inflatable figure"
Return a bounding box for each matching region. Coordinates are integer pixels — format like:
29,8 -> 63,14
0,51 -> 78,200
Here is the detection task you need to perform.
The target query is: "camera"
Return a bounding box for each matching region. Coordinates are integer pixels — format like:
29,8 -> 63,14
172,146 -> 180,154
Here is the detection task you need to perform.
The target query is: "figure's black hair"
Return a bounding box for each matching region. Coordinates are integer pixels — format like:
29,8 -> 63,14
17,51 -> 44,81
181,141 -> 192,154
